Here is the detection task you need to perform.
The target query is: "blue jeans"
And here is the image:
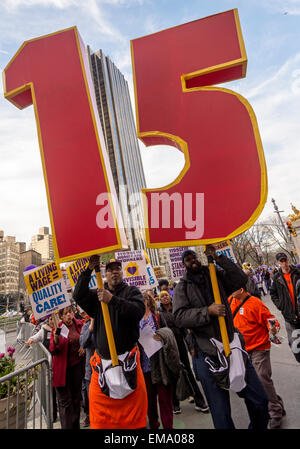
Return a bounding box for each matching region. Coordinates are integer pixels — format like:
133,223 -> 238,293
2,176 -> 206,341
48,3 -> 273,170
193,352 -> 269,429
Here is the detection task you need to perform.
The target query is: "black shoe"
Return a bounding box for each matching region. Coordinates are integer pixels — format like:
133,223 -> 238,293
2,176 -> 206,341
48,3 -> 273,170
195,400 -> 209,413
173,405 -> 181,414
82,417 -> 90,427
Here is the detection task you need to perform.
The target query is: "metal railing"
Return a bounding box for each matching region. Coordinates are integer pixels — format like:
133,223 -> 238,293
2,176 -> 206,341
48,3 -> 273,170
32,342 -> 53,429
0,357 -> 53,429
16,322 -> 37,361
0,317 -> 20,334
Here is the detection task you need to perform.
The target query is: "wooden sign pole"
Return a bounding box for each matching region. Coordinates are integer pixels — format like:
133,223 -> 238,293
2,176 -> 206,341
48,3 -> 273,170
207,255 -> 231,357
94,265 -> 119,367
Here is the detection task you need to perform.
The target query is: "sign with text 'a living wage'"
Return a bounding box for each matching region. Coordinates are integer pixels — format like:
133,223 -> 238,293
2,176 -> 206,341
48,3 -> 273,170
24,262 -> 71,319
65,258 -> 106,290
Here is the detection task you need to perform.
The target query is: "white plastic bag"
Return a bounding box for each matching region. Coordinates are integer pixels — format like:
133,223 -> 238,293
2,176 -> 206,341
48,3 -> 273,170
209,333 -> 248,393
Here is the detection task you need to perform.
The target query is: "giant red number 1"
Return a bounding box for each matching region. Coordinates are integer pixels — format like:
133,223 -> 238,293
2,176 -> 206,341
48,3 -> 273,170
3,27 -> 127,263
131,9 -> 267,248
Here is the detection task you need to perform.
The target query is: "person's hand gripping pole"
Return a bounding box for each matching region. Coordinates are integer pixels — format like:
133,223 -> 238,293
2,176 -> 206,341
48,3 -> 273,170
205,245 -> 231,357
89,255 -> 119,366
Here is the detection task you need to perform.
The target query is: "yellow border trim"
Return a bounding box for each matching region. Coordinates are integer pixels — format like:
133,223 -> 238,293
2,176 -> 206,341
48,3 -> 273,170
3,26 -> 125,263
131,8 -> 267,249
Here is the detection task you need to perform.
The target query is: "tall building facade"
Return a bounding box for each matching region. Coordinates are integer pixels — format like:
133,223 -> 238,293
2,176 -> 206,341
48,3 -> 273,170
19,249 -> 42,300
87,47 -> 159,266
0,231 -> 22,296
29,227 -> 54,264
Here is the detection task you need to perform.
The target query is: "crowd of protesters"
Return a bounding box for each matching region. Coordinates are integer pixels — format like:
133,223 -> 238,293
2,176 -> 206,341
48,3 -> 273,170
21,248 -> 300,430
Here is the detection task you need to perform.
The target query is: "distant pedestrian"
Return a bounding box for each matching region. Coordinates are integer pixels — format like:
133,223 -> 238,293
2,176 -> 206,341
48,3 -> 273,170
270,253 -> 300,363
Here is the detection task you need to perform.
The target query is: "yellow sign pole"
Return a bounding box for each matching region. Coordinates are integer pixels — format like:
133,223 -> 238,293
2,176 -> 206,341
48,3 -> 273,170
94,265 -> 119,367
207,255 -> 231,358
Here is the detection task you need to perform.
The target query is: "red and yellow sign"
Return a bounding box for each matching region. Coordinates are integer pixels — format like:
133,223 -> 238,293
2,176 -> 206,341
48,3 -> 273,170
3,27 -> 127,263
131,9 -> 267,248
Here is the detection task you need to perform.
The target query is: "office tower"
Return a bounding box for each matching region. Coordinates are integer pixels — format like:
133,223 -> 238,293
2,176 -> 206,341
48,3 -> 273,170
19,249 -> 42,300
0,232 -> 20,296
87,47 -> 159,266
29,226 -> 54,264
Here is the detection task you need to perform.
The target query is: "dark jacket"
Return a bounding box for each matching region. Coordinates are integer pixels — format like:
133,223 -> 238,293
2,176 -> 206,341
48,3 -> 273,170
151,327 -> 181,386
79,320 -> 95,382
49,317 -> 84,387
158,304 -> 187,356
246,278 -> 261,299
73,268 -> 145,358
172,255 -> 248,357
270,266 -> 300,325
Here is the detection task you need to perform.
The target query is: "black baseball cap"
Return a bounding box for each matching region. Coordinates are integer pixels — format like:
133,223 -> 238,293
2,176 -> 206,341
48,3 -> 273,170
276,253 -> 287,261
105,258 -> 122,270
181,249 -> 197,263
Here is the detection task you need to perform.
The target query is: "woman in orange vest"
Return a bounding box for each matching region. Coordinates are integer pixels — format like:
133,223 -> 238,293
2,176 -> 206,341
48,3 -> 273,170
229,286 -> 285,429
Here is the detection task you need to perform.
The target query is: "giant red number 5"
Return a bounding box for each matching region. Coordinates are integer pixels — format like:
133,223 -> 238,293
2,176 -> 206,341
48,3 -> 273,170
3,27 -> 127,263
131,9 -> 267,248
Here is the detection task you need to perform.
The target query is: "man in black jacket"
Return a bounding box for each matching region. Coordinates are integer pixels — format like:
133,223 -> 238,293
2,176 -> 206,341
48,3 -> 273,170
270,252 -> 300,363
73,255 -> 147,429
173,245 -> 269,429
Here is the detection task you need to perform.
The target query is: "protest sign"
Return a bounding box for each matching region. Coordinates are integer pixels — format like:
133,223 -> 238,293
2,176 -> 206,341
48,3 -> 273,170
131,9 -> 267,248
23,262 -> 71,320
166,247 -> 188,281
153,266 -> 166,279
4,27 -> 127,263
65,258 -> 106,290
131,9 -> 268,356
144,251 -> 159,289
213,241 -> 237,264
116,250 -> 157,290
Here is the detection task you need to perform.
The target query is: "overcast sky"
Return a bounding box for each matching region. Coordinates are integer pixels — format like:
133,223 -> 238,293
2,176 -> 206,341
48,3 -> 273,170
1,0 -> 300,246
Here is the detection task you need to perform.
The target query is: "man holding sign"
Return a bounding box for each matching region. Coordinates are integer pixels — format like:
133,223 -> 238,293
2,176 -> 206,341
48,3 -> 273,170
73,255 -> 147,429
173,245 -> 269,429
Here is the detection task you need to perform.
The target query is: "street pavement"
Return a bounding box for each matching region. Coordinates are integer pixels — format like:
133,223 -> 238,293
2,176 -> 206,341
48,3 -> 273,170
5,293 -> 300,429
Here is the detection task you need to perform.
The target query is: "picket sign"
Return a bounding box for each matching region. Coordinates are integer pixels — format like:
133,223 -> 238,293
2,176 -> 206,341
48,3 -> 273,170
4,27 -> 129,366
23,262 -> 71,320
131,9 -> 268,357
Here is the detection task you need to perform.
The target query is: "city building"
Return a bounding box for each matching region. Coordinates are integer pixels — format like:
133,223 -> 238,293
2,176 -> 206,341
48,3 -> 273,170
29,226 -> 54,264
0,231 -> 23,301
87,47 -> 159,266
19,249 -> 42,302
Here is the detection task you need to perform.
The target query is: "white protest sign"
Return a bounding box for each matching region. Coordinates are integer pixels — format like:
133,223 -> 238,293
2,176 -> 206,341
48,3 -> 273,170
166,247 -> 189,281
115,250 -> 157,290
213,240 -> 237,264
144,251 -> 159,289
23,262 -> 71,320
